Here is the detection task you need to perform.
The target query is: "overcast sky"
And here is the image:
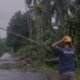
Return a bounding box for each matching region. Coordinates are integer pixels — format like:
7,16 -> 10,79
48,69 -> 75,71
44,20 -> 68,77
0,0 -> 25,38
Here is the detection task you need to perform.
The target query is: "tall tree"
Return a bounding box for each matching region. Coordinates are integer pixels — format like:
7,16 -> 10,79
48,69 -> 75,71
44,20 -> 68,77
7,11 -> 29,51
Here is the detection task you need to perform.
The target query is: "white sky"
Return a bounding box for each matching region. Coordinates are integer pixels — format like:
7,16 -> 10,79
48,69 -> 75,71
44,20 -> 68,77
0,0 -> 25,38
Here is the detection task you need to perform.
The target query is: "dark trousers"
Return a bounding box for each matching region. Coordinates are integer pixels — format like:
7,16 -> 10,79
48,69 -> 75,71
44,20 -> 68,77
60,71 -> 76,80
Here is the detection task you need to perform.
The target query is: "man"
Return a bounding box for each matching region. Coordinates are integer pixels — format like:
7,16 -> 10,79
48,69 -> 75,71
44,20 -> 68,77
52,36 -> 76,80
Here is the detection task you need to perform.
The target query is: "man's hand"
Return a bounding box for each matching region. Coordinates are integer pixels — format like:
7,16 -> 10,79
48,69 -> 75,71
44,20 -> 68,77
52,38 -> 64,47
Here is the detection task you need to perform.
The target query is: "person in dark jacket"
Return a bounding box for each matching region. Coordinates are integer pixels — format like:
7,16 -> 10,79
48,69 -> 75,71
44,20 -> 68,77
52,36 -> 76,80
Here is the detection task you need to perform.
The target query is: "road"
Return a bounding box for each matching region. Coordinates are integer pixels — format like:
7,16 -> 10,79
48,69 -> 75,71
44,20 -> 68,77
0,70 -> 49,80
0,70 -> 59,80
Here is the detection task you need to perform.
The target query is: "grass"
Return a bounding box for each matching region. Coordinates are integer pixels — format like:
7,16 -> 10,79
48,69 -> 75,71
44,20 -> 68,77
77,73 -> 80,80
77,68 -> 80,80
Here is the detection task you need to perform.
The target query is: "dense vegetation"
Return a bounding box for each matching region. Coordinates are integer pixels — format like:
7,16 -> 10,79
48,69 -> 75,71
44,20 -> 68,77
7,0 -> 80,68
0,38 -> 8,56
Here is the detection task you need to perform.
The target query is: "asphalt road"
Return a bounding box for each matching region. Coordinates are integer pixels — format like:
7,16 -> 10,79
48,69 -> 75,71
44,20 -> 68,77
0,70 -> 49,80
0,70 -> 59,80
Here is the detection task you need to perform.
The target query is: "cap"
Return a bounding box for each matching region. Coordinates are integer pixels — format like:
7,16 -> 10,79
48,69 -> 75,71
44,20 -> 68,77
63,36 -> 72,42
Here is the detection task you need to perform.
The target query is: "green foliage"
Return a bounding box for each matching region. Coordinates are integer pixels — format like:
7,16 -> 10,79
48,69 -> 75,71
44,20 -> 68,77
0,38 -> 8,56
64,15 -> 80,45
16,35 -> 57,63
17,45 -> 34,58
7,11 -> 30,51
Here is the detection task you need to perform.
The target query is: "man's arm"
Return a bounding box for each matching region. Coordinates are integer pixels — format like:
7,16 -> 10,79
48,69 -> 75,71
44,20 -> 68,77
52,39 -> 63,47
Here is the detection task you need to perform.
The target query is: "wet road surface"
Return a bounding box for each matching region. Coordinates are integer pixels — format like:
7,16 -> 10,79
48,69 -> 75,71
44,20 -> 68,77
0,70 -> 50,80
0,70 -> 59,80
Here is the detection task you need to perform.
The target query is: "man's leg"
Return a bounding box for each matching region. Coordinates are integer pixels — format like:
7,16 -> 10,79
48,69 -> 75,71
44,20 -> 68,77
60,72 -> 76,80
